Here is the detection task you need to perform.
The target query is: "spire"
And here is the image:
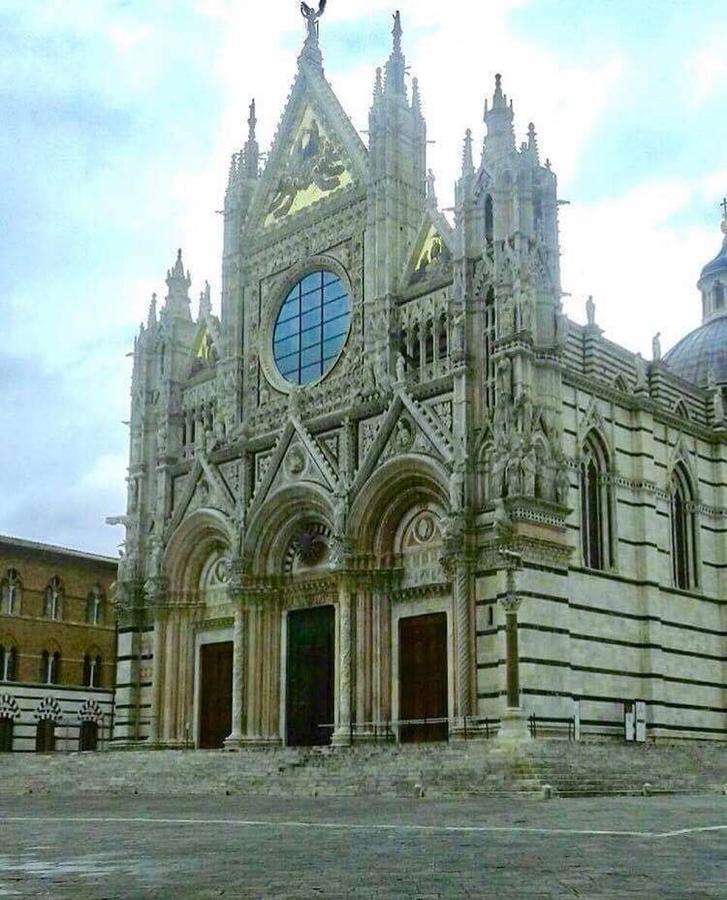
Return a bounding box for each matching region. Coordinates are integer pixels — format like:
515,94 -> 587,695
163,249 -> 192,320
483,73 -> 516,162
461,129 -> 475,178
146,292 -> 157,329
527,122 -> 539,163
411,77 -> 423,118
198,281 -> 211,322
242,99 -> 259,178
384,11 -> 406,97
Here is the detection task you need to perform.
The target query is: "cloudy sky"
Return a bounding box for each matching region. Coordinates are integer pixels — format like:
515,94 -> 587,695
1,0 -> 725,556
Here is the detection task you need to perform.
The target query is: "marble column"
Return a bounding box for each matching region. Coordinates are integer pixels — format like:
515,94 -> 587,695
162,611 -> 179,743
332,578 -> 353,746
245,603 -> 261,741
451,555 -> 474,737
497,560 -> 531,744
225,607 -> 245,748
149,616 -> 165,745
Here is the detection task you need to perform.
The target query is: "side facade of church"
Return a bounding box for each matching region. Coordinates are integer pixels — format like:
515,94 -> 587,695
111,14 -> 726,749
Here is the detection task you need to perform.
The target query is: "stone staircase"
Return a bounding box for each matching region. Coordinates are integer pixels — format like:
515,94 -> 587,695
1,741 -> 724,800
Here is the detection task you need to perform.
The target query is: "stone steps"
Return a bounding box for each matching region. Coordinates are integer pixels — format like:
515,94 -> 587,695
2,740 -> 724,799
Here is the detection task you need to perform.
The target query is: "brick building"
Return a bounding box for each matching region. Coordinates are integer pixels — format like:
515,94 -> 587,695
0,535 -> 117,752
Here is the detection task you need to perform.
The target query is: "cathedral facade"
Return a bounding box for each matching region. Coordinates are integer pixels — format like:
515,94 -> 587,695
112,12 -> 726,750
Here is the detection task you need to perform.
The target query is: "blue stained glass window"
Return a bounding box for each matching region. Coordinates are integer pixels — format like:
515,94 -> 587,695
273,271 -> 351,385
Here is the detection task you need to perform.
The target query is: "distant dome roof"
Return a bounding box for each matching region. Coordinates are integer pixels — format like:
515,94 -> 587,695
664,314 -> 727,386
700,216 -> 727,281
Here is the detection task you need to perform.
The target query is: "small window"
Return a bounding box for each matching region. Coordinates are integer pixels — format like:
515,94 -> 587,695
0,645 -> 17,682
41,650 -> 60,685
714,281 -> 724,310
1,569 -> 21,615
438,314 -> 448,360
83,654 -> 102,688
580,431 -> 613,570
86,588 -> 103,625
424,320 -> 434,365
44,577 -> 63,620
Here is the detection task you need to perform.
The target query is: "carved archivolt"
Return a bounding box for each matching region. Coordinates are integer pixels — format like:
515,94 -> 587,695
34,696 -> 62,723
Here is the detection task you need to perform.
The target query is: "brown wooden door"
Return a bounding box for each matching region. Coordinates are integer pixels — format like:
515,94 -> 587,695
79,720 -> 98,751
35,720 -> 56,753
199,641 -> 233,749
399,613 -> 448,743
286,606 -> 335,747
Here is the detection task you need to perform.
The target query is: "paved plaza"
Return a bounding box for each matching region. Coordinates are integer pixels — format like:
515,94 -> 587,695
0,794 -> 725,899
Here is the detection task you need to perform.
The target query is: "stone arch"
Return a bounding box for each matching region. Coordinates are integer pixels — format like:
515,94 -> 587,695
244,484 -> 334,576
163,508 -> 236,596
349,454 -> 449,557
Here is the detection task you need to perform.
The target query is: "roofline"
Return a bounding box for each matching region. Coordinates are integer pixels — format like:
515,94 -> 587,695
0,533 -> 118,567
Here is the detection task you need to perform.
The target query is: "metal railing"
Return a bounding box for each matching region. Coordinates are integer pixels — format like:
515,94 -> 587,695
319,715 -> 499,743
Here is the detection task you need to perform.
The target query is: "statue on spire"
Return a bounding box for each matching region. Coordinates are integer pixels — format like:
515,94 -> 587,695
300,0 -> 327,38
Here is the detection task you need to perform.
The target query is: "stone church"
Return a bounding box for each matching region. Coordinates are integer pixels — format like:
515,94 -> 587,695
111,9 -> 725,750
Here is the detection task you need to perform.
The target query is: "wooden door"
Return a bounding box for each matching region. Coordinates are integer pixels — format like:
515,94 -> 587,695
79,720 -> 98,751
35,720 -> 56,753
286,606 -> 334,747
198,641 -> 233,749
0,718 -> 13,752
399,613 -> 448,743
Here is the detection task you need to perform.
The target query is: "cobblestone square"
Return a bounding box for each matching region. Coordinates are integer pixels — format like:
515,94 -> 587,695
0,794 -> 725,898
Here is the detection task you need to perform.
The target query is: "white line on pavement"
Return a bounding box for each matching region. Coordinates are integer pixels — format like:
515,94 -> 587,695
2,816 -> 725,839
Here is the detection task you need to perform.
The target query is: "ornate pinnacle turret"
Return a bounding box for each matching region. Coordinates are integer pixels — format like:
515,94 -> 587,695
384,10 -> 406,97
242,99 -> 260,178
163,249 -> 192,321
483,73 -> 516,162
198,281 -> 211,322
527,122 -> 539,163
411,77 -> 423,117
462,129 -> 475,178
146,292 -> 157,329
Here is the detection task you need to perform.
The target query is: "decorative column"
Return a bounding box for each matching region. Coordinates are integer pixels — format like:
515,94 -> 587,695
162,610 -> 179,743
225,608 -> 245,748
442,517 -> 475,739
332,575 -> 353,746
224,558 -> 246,749
496,552 -> 531,744
149,615 -> 164,745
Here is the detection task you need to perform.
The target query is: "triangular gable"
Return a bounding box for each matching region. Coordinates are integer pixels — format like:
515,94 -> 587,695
167,453 -> 235,535
247,414 -> 340,518
402,211 -> 455,288
245,63 -> 368,233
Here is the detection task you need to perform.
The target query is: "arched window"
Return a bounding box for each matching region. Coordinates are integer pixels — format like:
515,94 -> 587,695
485,194 -> 494,244
0,644 -> 17,682
714,281 -> 724,310
411,323 -> 421,369
86,587 -> 103,625
424,320 -> 435,365
437,313 -> 448,360
41,650 -> 60,685
44,577 -> 63,620
671,465 -> 697,590
580,432 -> 612,570
83,653 -> 102,688
1,569 -> 21,615
484,288 -> 497,410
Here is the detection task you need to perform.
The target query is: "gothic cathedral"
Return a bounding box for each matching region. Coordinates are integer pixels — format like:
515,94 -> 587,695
112,11 -> 726,749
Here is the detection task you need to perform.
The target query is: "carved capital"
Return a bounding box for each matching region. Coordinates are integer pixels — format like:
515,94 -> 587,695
143,575 -> 168,609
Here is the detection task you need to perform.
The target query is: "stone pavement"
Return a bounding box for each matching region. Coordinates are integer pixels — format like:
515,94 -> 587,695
0,794 -> 725,899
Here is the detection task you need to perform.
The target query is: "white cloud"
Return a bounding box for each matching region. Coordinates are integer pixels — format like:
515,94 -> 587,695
688,27 -> 727,105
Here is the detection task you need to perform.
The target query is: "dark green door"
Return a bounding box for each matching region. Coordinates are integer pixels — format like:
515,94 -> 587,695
0,718 -> 13,752
36,720 -> 56,753
286,606 -> 335,747
79,720 -> 99,751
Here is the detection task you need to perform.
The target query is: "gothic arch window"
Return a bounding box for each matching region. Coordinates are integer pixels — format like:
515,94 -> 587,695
40,650 -> 61,685
1,569 -> 21,615
86,587 -> 103,625
398,327 -> 408,363
83,652 -> 103,688
484,288 -> 497,409
670,464 -> 698,590
0,643 -> 18,682
714,281 -> 724,310
484,194 -> 494,244
44,577 -> 63,620
411,323 -> 421,369
579,431 -> 613,570
437,313 -> 448,360
424,319 -> 435,365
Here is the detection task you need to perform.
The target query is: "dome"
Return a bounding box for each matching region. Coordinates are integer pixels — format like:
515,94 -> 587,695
700,212 -> 727,281
664,314 -> 727,386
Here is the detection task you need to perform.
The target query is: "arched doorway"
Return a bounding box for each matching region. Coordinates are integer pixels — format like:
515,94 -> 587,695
0,717 -> 13,752
79,720 -> 98,751
36,719 -> 55,753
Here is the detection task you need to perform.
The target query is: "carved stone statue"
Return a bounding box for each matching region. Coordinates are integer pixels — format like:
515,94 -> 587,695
300,0 -> 327,37
586,295 -> 596,327
652,332 -> 662,362
634,354 -> 648,393
449,459 -> 465,512
555,458 -> 570,505
395,352 -> 407,384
